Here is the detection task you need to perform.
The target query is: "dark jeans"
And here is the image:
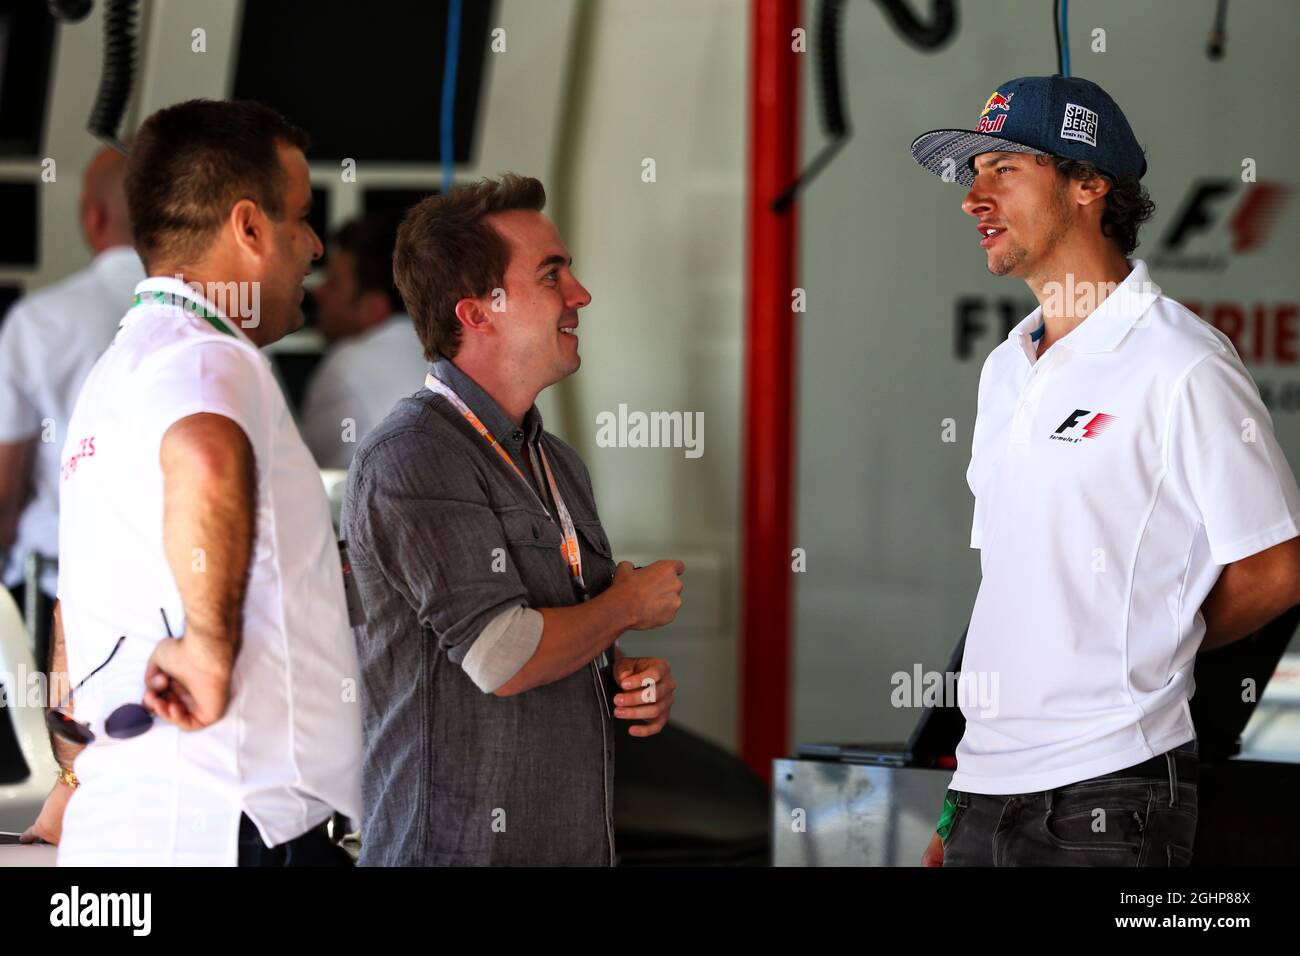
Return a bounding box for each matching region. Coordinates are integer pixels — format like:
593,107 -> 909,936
237,814 -> 354,867
943,742 -> 1198,867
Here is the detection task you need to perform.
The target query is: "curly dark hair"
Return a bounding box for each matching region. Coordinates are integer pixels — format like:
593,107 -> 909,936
1034,155 -> 1154,256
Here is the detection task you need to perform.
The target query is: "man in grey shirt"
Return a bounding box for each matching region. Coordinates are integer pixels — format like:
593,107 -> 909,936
342,174 -> 684,865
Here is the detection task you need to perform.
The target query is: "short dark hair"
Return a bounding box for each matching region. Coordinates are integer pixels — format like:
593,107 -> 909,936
332,215 -> 404,313
1037,154 -> 1155,256
126,99 -> 310,270
393,174 -> 547,361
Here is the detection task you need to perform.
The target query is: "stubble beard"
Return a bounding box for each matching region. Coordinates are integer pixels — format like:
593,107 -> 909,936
987,182 -> 1073,278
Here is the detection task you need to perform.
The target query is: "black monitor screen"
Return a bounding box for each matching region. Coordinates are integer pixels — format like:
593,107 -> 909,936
363,186 -> 438,225
232,0 -> 494,164
0,181 -> 38,266
0,0 -> 55,157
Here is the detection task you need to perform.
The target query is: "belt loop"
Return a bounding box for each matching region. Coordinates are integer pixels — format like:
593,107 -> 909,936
1044,788 -> 1053,813
1166,751 -> 1179,808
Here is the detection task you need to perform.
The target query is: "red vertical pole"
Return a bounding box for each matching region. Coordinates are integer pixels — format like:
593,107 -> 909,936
741,0 -> 800,782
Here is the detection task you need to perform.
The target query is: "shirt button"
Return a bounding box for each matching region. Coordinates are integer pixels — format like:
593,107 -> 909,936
512,429 -> 524,441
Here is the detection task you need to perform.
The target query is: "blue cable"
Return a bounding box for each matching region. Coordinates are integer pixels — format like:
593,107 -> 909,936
440,0 -> 463,193
1060,0 -> 1070,77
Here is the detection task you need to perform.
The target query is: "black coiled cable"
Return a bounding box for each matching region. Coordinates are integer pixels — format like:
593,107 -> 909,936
87,0 -> 138,154
816,0 -> 849,143
773,0 -> 850,213
875,0 -> 957,51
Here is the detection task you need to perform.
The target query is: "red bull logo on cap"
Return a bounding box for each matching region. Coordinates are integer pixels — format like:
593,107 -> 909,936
980,91 -> 1014,116
976,90 -> 1014,133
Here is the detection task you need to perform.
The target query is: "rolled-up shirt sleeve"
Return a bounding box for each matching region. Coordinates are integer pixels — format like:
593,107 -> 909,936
349,430 -> 541,689
461,605 -> 544,692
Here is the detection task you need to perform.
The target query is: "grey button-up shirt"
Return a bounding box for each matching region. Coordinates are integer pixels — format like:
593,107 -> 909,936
342,358 -> 618,866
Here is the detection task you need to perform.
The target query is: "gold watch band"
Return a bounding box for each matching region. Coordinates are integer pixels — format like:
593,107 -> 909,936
57,766 -> 79,789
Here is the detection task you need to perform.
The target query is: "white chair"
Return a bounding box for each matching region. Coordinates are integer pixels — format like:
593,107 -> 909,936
320,467 -> 349,530
0,587 -> 58,837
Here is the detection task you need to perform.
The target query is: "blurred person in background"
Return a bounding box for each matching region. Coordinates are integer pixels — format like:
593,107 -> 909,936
300,214 -> 425,470
0,147 -> 143,673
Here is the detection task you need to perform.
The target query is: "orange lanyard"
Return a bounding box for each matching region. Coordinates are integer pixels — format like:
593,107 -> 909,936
425,374 -> 587,596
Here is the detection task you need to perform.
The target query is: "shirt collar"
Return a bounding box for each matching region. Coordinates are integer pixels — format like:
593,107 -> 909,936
94,245 -> 142,272
1008,306 -> 1047,365
373,312 -> 415,339
128,275 -> 259,348
427,356 -> 545,450
1007,259 -> 1161,359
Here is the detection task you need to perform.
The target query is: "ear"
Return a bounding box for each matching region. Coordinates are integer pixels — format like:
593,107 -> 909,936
228,198 -> 267,260
1074,173 -> 1112,210
453,296 -> 492,336
80,196 -> 105,243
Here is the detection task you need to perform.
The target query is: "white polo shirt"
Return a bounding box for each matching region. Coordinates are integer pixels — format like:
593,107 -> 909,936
0,246 -> 144,595
957,259 -> 1300,795
298,313 -> 426,470
56,276 -> 363,865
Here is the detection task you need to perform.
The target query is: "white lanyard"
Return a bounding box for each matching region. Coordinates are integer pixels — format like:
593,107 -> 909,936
425,374 -> 587,597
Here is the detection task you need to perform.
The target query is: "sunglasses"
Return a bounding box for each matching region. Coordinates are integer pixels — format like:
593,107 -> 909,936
45,610 -> 172,745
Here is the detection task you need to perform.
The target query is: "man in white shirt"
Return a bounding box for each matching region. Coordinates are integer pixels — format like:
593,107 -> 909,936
20,99 -> 362,866
0,148 -> 143,670
299,215 -> 426,470
911,75 -> 1300,866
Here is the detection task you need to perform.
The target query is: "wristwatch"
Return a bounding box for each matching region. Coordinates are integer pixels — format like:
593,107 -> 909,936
57,767 -> 79,789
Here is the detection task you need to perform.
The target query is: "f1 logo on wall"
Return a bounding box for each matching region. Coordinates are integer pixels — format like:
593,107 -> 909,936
1051,409 -> 1115,443
1152,179 -> 1291,272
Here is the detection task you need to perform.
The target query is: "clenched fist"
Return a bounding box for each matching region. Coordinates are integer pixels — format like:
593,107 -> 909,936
612,559 -> 685,630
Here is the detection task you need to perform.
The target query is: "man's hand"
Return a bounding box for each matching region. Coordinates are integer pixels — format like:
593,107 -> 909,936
611,560 -> 684,630
611,655 -> 675,736
19,780 -> 75,845
143,636 -> 233,731
921,831 -> 944,867
497,560 -> 685,698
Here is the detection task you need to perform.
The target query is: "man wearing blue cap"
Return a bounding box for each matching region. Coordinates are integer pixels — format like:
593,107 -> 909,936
911,76 -> 1300,866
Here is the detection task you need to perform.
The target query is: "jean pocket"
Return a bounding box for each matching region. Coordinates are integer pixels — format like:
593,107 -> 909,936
1167,843 -> 1194,867
1044,784 -> 1149,854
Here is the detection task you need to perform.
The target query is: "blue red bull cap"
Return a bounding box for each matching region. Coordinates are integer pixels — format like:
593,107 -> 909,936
910,75 -> 1147,187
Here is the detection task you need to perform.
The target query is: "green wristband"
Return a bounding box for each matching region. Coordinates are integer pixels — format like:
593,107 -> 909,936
935,789 -> 959,840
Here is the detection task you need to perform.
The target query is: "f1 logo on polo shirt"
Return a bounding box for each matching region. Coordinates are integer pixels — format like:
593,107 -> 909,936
1050,409 -> 1115,444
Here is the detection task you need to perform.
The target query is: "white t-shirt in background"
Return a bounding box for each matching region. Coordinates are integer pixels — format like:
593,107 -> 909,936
298,314 -> 427,470
0,246 -> 144,595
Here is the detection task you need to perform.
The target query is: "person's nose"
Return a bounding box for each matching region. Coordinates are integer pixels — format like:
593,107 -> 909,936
308,226 -> 324,262
567,275 -> 592,310
962,181 -> 994,219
